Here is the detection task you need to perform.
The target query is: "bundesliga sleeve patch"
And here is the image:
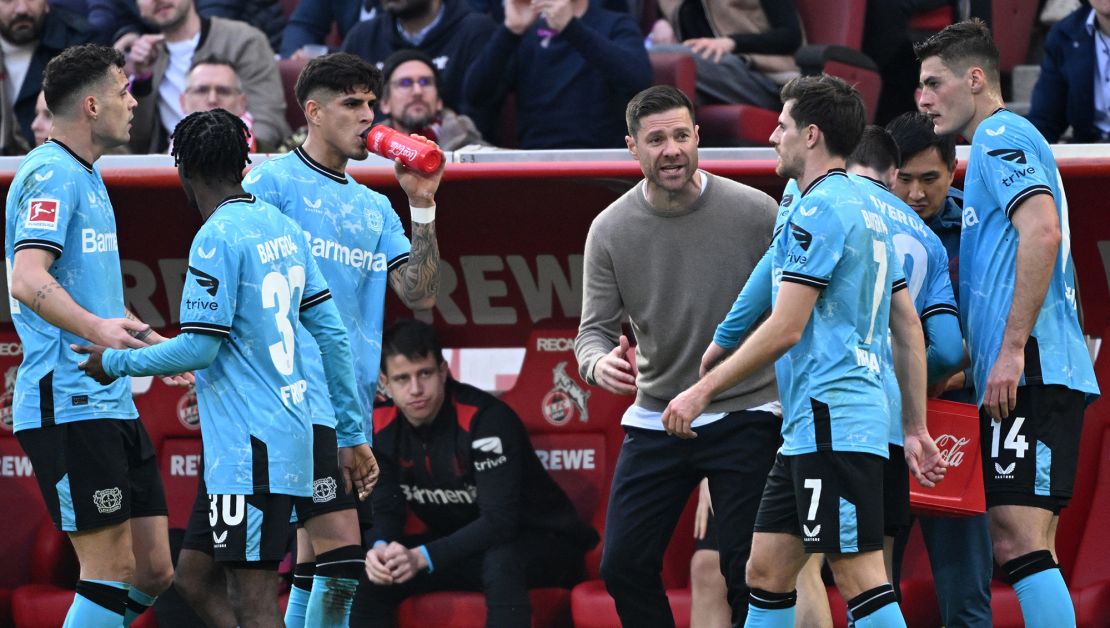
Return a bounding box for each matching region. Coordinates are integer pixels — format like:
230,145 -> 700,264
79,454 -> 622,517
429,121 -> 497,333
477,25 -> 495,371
25,198 -> 59,230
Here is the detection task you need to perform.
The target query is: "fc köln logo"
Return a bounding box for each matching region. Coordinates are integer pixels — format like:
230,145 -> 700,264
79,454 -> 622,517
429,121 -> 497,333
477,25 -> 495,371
542,362 -> 590,426
177,387 -> 200,430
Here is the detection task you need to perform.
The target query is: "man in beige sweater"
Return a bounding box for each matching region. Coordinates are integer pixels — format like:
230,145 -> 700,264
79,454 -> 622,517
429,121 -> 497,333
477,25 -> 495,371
575,85 -> 781,626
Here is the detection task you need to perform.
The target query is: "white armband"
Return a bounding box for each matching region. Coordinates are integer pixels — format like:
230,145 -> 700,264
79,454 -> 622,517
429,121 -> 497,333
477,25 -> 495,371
410,204 -> 436,224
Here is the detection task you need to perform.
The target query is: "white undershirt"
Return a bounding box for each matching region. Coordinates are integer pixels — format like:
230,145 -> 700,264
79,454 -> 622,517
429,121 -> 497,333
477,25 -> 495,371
1,38 -> 36,105
158,33 -> 200,134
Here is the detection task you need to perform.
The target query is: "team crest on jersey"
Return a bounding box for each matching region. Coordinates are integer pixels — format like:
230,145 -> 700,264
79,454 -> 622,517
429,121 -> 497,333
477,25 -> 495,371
367,208 -> 384,234
312,477 -> 337,503
93,487 -> 123,514
0,366 -> 16,431
177,387 -> 200,430
25,198 -> 59,230
542,362 -> 590,426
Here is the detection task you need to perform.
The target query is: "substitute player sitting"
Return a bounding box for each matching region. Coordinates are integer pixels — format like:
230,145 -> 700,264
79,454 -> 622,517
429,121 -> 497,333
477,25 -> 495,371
74,109 -> 375,627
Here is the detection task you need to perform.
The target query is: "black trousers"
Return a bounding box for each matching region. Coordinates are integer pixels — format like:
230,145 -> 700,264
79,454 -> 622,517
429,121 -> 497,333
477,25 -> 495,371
599,410 -> 781,628
349,530 -> 585,628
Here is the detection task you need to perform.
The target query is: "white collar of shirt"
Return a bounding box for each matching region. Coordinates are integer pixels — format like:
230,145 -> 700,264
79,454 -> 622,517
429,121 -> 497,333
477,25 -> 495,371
1,37 -> 36,101
1086,10 -> 1110,137
396,4 -> 445,46
641,169 -> 707,202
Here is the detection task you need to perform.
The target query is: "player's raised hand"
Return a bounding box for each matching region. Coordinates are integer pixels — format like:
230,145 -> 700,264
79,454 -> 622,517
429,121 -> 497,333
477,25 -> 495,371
92,317 -> 151,349
504,0 -> 538,35
593,334 -> 636,395
904,428 -> 948,488
394,134 -> 444,205
339,443 -> 379,500
365,544 -> 393,585
661,382 -> 709,439
71,343 -> 115,385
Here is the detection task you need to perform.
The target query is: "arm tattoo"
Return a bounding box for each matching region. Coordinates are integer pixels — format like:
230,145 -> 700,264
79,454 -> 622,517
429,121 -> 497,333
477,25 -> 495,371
30,281 -> 61,314
390,221 -> 439,307
124,308 -> 152,340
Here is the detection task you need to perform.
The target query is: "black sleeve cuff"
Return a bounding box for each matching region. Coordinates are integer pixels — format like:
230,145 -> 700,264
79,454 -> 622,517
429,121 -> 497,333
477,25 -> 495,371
780,271 -> 829,289
300,289 -> 331,310
180,322 -> 231,338
920,303 -> 959,320
387,252 -> 410,273
14,239 -> 62,258
1005,185 -> 1053,221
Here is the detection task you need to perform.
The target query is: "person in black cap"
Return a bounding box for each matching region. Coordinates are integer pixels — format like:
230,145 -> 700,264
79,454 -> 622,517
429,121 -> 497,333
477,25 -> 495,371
379,49 -> 487,150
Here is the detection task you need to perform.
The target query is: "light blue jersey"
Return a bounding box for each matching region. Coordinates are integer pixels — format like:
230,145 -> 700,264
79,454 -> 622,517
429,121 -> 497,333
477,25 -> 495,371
245,148 -> 411,437
179,194 -> 331,496
772,170 -> 905,457
4,140 -> 137,431
962,110 -> 1098,403
853,174 -> 960,446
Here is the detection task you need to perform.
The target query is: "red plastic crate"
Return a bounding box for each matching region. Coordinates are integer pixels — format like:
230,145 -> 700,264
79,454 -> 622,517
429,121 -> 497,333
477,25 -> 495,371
909,399 -> 985,517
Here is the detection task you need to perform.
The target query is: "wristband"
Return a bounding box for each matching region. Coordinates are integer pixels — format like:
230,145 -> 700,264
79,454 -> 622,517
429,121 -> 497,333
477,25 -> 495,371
410,204 -> 436,224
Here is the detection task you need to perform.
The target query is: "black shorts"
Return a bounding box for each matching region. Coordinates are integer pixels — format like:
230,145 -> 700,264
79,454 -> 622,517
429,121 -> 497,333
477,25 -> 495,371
292,425 -> 356,526
883,445 -> 911,537
17,418 -> 167,532
980,384 -> 1085,511
208,491 -> 293,565
754,451 -> 886,554
182,473 -> 214,555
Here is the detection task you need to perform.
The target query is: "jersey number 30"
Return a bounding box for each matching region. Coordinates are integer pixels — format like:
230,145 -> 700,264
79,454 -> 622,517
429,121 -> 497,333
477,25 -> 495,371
261,266 -> 306,375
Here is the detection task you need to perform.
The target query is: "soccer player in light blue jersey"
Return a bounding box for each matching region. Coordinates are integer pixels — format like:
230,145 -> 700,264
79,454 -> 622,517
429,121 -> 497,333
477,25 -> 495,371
242,53 -> 443,627
664,75 -> 947,628
5,45 -> 174,628
916,20 -> 1099,628
75,109 -> 376,627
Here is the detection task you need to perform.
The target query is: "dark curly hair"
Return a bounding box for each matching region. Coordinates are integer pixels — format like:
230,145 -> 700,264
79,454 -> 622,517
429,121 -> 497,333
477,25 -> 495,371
171,109 -> 251,184
43,44 -> 125,115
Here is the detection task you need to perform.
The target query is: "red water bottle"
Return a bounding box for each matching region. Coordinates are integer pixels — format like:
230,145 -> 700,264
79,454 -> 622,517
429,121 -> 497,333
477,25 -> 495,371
363,125 -> 443,174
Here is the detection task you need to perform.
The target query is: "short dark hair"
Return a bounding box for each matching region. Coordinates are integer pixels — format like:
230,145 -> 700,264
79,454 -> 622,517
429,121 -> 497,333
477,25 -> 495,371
780,74 -> 865,158
625,85 -> 694,138
42,44 -> 126,115
847,125 -> 901,173
913,18 -> 1000,86
885,111 -> 956,171
294,52 -> 383,107
171,109 -> 251,184
380,49 -> 440,99
188,54 -> 238,76
381,319 -> 445,372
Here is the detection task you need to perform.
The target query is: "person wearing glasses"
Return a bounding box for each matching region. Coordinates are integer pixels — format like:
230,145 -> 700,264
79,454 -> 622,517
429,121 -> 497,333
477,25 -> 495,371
379,49 -> 486,151
177,55 -> 259,151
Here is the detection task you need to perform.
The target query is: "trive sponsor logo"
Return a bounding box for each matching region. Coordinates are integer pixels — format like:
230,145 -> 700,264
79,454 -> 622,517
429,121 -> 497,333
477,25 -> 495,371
536,448 -> 596,471
1000,166 -> 1036,188
81,228 -> 118,253
170,454 -> 202,477
855,347 -> 880,373
280,379 -> 307,406
934,434 -> 971,468
474,454 -> 507,471
183,298 -> 218,311
536,337 -> 574,352
401,483 -> 477,505
0,455 -> 33,477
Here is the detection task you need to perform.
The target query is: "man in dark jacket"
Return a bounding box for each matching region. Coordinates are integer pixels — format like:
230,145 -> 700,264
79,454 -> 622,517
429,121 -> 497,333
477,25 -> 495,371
351,319 -> 598,627
341,0 -> 495,131
0,0 -> 95,153
1028,1 -> 1110,143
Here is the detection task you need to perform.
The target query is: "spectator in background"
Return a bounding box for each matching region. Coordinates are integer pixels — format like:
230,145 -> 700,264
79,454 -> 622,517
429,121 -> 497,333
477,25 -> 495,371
1027,0 -> 1110,143
356,319 -> 598,627
341,0 -> 496,135
0,0 -> 95,154
379,49 -> 485,150
114,0 -> 289,153
178,55 -> 258,151
281,0 -> 379,58
648,0 -> 801,110
30,89 -> 50,144
92,0 -> 285,52
464,0 -> 651,149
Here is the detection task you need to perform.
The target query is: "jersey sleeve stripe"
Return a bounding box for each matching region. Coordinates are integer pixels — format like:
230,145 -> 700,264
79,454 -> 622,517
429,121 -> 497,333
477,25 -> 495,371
387,253 -> 410,272
180,322 -> 231,338
892,278 -> 908,293
300,289 -> 332,310
14,239 -> 63,257
920,303 -> 959,320
780,271 -> 829,288
1005,185 -> 1053,220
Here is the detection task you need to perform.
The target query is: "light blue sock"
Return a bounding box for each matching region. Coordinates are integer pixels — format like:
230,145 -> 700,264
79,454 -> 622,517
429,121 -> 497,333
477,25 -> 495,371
850,600 -> 907,628
64,579 -> 129,628
284,583 -> 312,628
123,587 -> 157,626
1013,568 -> 1076,628
744,605 -> 794,628
304,574 -> 359,627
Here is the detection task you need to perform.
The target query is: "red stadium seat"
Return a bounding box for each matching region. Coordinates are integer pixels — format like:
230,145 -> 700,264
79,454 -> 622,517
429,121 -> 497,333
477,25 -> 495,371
697,0 -> 881,147
649,50 -> 697,104
397,588 -> 572,628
